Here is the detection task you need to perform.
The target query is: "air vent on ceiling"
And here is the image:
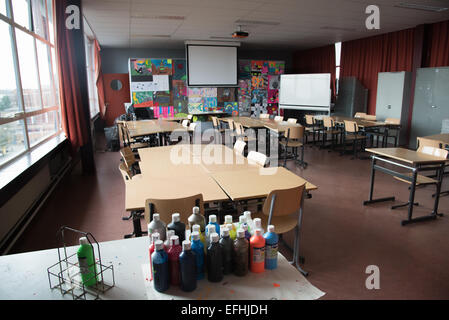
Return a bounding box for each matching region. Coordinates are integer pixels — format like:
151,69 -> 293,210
235,19 -> 280,26
321,26 -> 356,32
131,15 -> 186,20
394,2 -> 448,12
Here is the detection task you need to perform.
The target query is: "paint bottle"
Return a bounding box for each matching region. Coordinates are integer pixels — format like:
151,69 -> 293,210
241,224 -> 251,241
188,206 -> 206,233
164,230 -> 175,251
148,213 -> 167,241
264,225 -> 278,270
207,215 -> 220,237
224,215 -> 236,240
239,215 -> 250,234
167,213 -> 186,242
233,229 -> 249,277
77,237 -> 97,287
191,224 -> 206,248
168,235 -> 182,286
205,224 -> 216,249
152,240 -> 170,292
190,231 -> 205,280
179,240 -> 197,292
219,227 -> 234,275
244,211 -> 254,233
149,232 -> 161,281
250,229 -> 265,273
253,218 -> 264,235
207,233 -> 223,282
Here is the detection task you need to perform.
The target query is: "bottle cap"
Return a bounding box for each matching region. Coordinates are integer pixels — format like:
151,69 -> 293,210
192,206 -> 200,214
209,215 -> 217,223
254,229 -> 262,236
239,216 -> 247,224
254,218 -> 262,228
171,235 -> 179,246
155,240 -> 164,251
242,224 -> 248,231
191,231 -> 200,241
79,237 -> 89,245
267,225 -> 275,233
166,229 -> 175,239
221,227 -> 229,237
172,213 -> 180,222
237,229 -> 245,238
210,232 -> 219,243
152,213 -> 160,221
151,232 -> 160,242
192,224 -> 200,233
206,224 -> 216,234
224,215 -> 233,224
182,240 -> 191,251
244,211 -> 252,220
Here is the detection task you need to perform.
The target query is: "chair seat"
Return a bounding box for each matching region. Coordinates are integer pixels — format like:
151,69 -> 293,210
279,139 -> 303,147
345,134 -> 366,141
237,136 -> 257,142
252,211 -> 298,234
305,127 -> 320,132
323,129 -> 340,135
394,173 -> 438,185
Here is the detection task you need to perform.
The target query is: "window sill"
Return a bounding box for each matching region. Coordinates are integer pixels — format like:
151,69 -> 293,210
0,133 -> 69,206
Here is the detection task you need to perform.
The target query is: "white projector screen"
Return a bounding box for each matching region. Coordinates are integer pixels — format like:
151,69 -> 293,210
279,74 -> 331,109
187,45 -> 238,87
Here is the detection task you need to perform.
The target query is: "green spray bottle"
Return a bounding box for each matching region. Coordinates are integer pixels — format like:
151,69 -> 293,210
77,237 -> 97,287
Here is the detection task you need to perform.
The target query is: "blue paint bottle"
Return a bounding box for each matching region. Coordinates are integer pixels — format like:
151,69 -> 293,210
207,215 -> 220,238
263,225 -> 279,270
191,231 -> 205,280
179,240 -> 197,292
151,240 -> 170,292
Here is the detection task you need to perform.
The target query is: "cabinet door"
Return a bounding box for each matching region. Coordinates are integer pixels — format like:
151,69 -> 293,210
410,67 -> 449,148
375,72 -> 405,121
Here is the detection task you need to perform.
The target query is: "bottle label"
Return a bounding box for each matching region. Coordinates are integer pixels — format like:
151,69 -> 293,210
79,257 -> 89,274
266,243 -> 278,260
252,246 -> 265,263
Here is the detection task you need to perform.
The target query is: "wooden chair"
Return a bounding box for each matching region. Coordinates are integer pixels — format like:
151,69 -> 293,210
287,118 -> 297,124
259,113 -> 270,119
226,119 -> 238,145
234,122 -> 257,148
233,140 -> 246,156
354,112 -> 367,119
274,116 -> 284,122
182,119 -> 190,128
211,116 -> 225,144
121,122 -> 150,150
342,120 -> 367,159
392,140 -> 448,209
120,147 -> 141,175
280,125 -> 307,168
252,184 -> 307,275
304,115 -> 321,146
144,194 -> 204,225
321,116 -> 341,151
188,122 -> 198,143
382,118 -> 401,147
247,151 -> 268,167
364,114 -> 377,121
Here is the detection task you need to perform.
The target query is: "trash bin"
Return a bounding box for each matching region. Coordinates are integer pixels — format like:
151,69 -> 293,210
104,126 -> 119,151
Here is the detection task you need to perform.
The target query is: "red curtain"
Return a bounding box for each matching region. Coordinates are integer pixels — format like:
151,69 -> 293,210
55,0 -> 89,152
340,28 -> 415,115
293,45 -> 336,100
93,39 -> 106,118
425,20 -> 449,67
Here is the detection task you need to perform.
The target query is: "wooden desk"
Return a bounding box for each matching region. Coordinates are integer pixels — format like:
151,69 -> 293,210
422,133 -> 449,147
126,120 -> 186,138
364,147 -> 446,225
330,116 -> 388,129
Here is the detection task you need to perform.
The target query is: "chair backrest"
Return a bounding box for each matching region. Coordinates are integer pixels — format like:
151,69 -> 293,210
119,163 -> 132,181
274,116 -> 284,122
262,184 -> 305,218
385,118 -> 400,125
235,122 -> 244,135
182,119 -> 190,127
286,125 -> 305,140
417,137 -> 443,151
211,116 -> 219,128
259,113 -> 269,119
228,119 -> 235,131
322,116 -> 334,128
354,112 -> 367,119
144,194 -> 204,224
247,151 -> 268,167
287,118 -> 297,124
233,140 -> 246,155
344,120 -> 359,133
364,114 -> 377,121
305,115 -> 314,125
189,122 -> 197,130
120,147 -> 137,169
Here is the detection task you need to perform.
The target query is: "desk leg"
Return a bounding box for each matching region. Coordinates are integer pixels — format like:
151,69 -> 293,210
363,157 -> 396,205
294,191 -> 308,277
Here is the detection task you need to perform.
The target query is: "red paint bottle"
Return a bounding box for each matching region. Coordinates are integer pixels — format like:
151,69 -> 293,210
149,232 -> 161,281
168,235 -> 182,286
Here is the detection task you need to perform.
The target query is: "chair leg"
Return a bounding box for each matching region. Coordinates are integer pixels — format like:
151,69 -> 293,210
124,211 -> 147,238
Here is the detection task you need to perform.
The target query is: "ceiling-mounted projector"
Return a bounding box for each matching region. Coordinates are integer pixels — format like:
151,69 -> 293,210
232,25 -> 249,38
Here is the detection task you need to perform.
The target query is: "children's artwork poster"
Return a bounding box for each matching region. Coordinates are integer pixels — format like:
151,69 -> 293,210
268,75 -> 280,90
251,60 -> 263,72
251,76 -> 265,89
173,59 -> 187,80
262,61 -> 269,74
238,79 -> 251,96
267,103 -> 278,115
203,97 -> 218,111
201,87 -> 217,98
153,106 -> 175,118
132,91 -> 153,108
153,91 -> 171,107
268,61 -> 285,75
238,60 -> 251,79
217,88 -> 236,103
188,102 -> 204,113
130,59 -> 152,76
251,89 -> 267,105
268,89 -> 279,104
151,59 -> 173,75
224,102 -> 239,116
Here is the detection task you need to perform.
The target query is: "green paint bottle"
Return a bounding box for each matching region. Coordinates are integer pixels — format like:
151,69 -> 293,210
77,237 -> 97,287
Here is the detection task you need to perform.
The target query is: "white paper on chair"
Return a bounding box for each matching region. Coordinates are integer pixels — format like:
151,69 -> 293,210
141,253 -> 325,300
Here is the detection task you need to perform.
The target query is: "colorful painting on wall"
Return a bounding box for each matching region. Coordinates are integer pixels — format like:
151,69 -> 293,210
203,97 -> 218,111
173,59 -> 187,81
224,102 -> 239,116
153,106 -> 175,118
188,102 -> 204,113
151,59 -> 173,75
130,59 -> 152,76
132,91 -> 153,108
218,87 -> 236,103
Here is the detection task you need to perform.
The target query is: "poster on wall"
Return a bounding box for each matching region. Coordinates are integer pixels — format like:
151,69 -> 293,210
151,59 -> 173,75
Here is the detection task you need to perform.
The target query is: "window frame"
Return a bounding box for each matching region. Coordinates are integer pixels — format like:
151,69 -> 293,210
0,0 -> 61,169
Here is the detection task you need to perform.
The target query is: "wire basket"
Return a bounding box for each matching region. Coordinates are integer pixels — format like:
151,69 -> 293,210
47,226 -> 115,300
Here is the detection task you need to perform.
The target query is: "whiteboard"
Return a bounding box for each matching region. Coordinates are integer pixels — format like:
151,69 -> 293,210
279,74 -> 331,108
187,45 -> 238,87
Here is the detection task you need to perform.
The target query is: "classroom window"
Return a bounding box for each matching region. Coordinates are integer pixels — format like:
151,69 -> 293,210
0,0 -> 61,167
84,31 -> 100,119
335,42 -> 341,95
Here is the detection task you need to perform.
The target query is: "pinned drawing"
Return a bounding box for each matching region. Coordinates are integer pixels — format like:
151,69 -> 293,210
217,88 -> 236,103
251,76 -> 265,89
151,59 -> 173,75
188,102 -> 204,113
224,102 -> 239,116
268,75 -> 280,90
251,60 -> 263,72
268,89 -> 279,103
132,91 -> 153,108
153,106 -> 175,118
130,59 -> 152,76
203,97 -> 218,111
173,59 -> 187,80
